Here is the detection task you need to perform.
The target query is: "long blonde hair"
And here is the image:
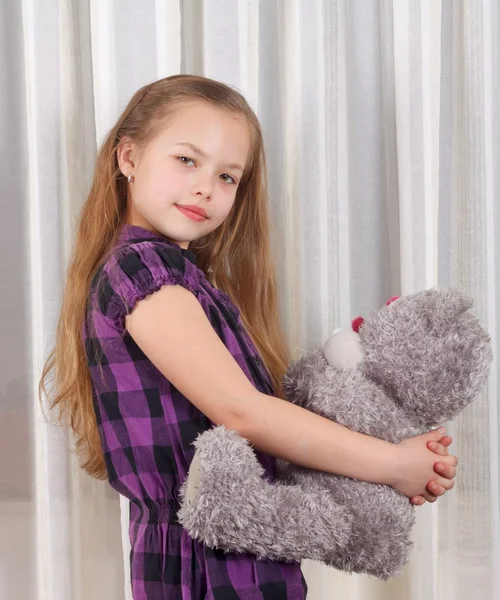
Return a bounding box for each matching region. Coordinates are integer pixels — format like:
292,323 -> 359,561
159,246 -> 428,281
39,74 -> 291,480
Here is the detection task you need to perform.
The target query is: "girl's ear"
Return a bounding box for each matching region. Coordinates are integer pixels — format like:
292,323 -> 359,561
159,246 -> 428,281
117,136 -> 138,175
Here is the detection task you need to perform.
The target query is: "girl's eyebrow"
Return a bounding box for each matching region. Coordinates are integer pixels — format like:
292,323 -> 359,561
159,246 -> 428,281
174,142 -> 244,172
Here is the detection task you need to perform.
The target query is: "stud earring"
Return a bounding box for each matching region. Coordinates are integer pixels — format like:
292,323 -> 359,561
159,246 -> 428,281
127,173 -> 134,183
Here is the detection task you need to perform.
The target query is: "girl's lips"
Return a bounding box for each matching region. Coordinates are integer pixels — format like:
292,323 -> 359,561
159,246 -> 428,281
175,205 -> 208,222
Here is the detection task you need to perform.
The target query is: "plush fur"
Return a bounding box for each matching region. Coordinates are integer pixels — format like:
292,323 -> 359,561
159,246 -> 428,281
177,288 -> 493,580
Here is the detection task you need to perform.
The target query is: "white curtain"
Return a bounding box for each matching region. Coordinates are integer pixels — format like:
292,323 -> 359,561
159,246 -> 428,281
1,1 -> 498,599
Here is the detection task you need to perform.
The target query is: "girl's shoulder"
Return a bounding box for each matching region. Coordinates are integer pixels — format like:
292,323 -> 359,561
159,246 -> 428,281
89,238 -> 203,327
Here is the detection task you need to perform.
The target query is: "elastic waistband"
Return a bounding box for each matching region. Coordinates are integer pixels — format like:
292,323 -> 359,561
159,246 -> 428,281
129,498 -> 180,525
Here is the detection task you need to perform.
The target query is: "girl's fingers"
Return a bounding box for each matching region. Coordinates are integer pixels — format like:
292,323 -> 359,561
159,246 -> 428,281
439,436 -> 453,447
429,475 -> 455,491
440,454 -> 458,467
434,462 -> 456,479
427,440 -> 449,456
423,489 -> 439,502
438,477 -> 455,491
427,480 -> 448,496
410,496 -> 427,506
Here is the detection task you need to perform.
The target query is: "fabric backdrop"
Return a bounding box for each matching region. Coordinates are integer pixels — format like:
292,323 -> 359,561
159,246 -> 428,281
1,1 -> 498,599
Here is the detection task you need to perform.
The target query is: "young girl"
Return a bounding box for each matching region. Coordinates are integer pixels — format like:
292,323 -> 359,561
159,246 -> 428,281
40,74 -> 457,600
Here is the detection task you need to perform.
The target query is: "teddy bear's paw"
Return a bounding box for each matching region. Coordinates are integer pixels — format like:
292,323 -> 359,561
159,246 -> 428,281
177,426 -> 268,547
330,531 -> 413,580
179,425 -> 265,507
333,480 -> 415,579
299,474 -> 415,579
346,499 -> 415,579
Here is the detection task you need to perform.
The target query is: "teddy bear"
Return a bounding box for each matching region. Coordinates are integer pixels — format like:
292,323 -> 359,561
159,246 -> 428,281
177,288 -> 493,580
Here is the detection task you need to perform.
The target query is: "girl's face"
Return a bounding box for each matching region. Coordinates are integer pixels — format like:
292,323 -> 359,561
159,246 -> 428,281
117,101 -> 252,249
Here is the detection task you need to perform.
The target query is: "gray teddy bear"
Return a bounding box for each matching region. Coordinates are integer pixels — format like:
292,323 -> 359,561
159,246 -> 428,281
177,288 -> 493,580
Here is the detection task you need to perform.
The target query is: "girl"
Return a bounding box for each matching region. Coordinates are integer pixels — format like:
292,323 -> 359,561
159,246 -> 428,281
40,74 -> 457,600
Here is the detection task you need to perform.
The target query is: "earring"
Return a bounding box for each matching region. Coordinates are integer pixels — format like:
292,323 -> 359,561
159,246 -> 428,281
127,173 -> 134,183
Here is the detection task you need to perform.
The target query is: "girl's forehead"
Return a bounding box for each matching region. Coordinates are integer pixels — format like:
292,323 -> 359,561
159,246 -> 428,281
153,104 -> 252,160
164,102 -> 248,135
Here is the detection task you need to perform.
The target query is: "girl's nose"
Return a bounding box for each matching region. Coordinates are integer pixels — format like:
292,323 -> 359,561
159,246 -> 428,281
191,174 -> 214,200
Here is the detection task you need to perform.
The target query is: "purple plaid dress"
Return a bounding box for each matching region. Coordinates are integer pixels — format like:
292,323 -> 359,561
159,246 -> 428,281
83,224 -> 308,599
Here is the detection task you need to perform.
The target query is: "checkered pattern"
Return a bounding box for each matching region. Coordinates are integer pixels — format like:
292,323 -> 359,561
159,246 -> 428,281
83,225 -> 307,599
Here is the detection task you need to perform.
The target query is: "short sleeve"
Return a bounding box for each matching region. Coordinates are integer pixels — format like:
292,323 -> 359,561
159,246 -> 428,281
95,241 -> 199,324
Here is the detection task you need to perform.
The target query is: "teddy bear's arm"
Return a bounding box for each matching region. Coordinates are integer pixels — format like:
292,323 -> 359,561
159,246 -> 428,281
177,425 -> 354,563
277,461 -> 416,580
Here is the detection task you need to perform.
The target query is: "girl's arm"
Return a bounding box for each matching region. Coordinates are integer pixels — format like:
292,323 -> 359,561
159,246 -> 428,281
238,391 -> 455,499
126,284 -> 455,499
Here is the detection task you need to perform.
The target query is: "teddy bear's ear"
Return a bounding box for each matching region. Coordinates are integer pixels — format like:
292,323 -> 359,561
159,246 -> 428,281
426,288 -> 474,335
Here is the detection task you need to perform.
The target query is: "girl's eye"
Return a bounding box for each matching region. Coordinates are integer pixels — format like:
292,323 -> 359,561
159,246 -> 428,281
178,156 -> 195,166
178,157 -> 236,185
220,174 -> 237,185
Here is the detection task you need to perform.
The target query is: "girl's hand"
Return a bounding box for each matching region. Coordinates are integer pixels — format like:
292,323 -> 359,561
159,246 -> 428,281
391,429 -> 458,500
410,435 -> 457,506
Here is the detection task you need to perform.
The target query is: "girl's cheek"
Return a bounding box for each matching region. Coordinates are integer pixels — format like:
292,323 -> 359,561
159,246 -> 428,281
220,200 -> 237,221
162,169 -> 184,190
